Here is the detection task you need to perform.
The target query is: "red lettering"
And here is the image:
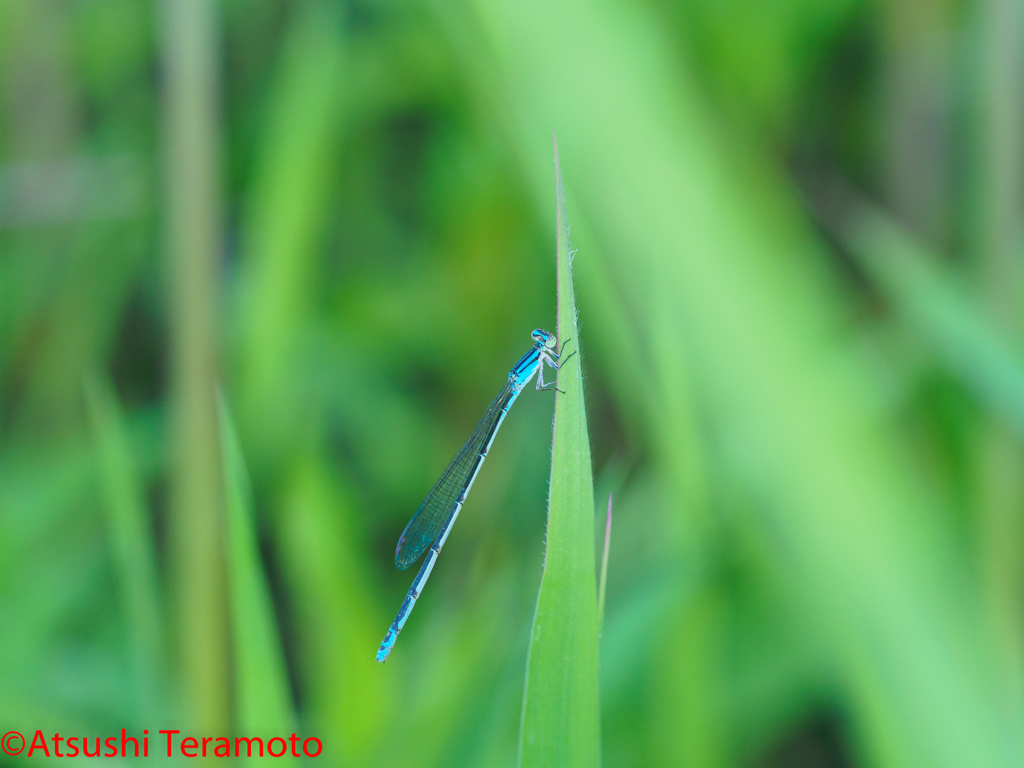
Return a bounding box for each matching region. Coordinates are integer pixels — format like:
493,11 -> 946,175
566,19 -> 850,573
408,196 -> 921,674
66,737 -> 79,757
303,737 -> 322,757
122,729 -> 139,757
200,737 -> 212,756
28,731 -> 50,757
160,730 -> 179,757
144,730 -> 149,757
181,737 -> 198,757
235,737 -> 263,757
104,736 -> 118,757
84,737 -> 101,757
52,733 -> 64,757
214,738 -> 230,757
288,734 -> 300,756
268,738 -> 287,757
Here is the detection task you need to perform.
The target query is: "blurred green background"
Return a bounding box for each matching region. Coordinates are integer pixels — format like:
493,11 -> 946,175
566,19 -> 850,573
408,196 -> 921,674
3,0 -> 1024,765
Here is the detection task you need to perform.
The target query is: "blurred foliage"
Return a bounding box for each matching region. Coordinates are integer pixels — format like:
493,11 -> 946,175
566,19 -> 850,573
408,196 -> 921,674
2,0 -> 1024,766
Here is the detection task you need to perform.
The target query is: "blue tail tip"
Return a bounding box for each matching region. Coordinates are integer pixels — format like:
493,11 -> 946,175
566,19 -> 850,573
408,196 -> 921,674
377,631 -> 397,663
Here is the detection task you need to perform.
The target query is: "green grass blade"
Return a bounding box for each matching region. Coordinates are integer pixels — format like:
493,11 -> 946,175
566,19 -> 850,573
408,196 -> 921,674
218,394 -> 297,747
518,138 -> 601,768
597,493 -> 612,636
83,372 -> 166,722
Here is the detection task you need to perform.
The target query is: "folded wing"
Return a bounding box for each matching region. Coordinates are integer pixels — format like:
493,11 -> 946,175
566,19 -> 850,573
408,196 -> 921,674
395,381 -> 516,569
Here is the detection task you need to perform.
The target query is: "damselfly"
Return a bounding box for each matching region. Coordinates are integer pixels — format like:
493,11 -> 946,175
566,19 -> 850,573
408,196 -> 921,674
376,328 -> 574,662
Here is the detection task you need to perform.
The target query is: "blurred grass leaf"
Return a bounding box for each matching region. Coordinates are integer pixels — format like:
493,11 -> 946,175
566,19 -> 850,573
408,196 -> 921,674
835,189 -> 1024,436
218,394 -> 297,746
518,139 -> 600,768
236,0 -> 346,463
277,455 -> 388,763
83,372 -> 165,722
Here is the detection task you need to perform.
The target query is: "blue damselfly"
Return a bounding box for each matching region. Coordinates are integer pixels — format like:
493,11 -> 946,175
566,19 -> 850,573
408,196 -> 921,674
376,328 -> 573,662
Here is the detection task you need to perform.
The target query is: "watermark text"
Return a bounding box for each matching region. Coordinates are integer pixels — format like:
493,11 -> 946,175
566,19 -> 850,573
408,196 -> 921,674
1,730 -> 322,758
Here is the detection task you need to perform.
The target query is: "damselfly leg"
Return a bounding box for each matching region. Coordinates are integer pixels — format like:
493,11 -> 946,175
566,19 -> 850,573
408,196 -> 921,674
537,337 -> 575,393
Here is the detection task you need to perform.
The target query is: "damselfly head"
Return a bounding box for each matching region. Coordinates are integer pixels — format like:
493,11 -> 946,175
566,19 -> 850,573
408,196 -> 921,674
532,328 -> 556,348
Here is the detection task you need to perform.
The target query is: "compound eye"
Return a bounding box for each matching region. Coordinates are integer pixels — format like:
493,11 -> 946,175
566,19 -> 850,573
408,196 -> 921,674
531,329 -> 545,342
